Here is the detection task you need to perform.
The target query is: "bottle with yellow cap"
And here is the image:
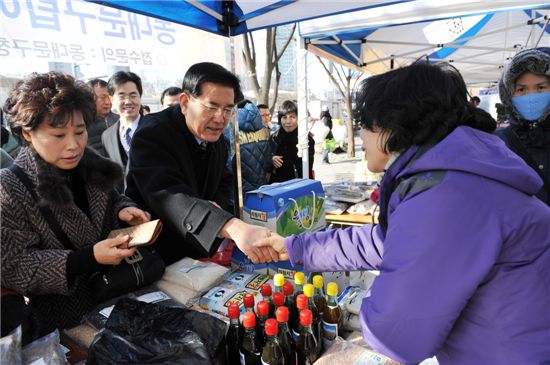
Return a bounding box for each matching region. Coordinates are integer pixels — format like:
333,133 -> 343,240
273,273 -> 285,294
291,272 -> 305,332
321,282 -> 343,349
303,283 -> 322,352
312,275 -> 327,317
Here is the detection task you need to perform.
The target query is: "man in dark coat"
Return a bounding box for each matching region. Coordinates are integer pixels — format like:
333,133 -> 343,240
87,79 -> 117,155
126,62 -> 273,264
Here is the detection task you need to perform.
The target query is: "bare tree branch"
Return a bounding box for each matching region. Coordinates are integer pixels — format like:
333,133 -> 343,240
316,55 -> 345,98
250,32 -> 256,67
274,23 -> 296,64
242,33 -> 260,98
351,72 -> 364,90
272,41 -> 282,113
335,65 -> 347,88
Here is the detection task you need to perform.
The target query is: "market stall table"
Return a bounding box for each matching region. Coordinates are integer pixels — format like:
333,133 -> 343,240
325,212 -> 378,226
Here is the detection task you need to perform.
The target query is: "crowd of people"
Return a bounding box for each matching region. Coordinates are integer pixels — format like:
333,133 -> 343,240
1,47 -> 549,364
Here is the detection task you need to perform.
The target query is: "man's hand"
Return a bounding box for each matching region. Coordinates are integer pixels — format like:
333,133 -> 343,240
272,155 -> 284,168
118,207 -> 151,226
220,218 -> 279,263
253,233 -> 288,261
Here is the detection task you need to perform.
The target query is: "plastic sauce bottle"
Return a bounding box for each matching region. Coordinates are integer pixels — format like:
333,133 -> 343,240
303,283 -> 321,353
283,282 -> 295,327
226,303 -> 243,365
276,306 -> 297,365
321,282 -> 344,349
273,273 -> 285,293
295,309 -> 320,365
244,293 -> 255,313
261,283 -> 275,318
312,275 -> 327,317
256,300 -> 270,347
273,291 -> 285,313
261,318 -> 284,365
292,272 -> 305,332
292,294 -> 308,341
240,311 -> 262,365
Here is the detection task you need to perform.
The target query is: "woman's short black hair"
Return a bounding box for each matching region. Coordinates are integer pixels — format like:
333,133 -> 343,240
3,71 -> 95,144
277,100 -> 298,124
354,63 -> 496,153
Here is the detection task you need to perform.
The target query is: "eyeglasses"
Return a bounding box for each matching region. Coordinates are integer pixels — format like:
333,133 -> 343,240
189,95 -> 234,120
116,93 -> 140,102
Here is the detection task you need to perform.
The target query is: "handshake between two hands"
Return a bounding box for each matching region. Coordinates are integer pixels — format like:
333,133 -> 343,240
224,219 -> 289,264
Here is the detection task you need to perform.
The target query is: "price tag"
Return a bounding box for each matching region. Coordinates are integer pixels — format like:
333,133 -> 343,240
137,291 -> 170,303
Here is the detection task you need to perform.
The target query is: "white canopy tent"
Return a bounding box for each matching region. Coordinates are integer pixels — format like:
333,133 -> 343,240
300,1 -> 550,86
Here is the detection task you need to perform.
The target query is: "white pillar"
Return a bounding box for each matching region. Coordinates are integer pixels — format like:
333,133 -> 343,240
297,36 -> 309,178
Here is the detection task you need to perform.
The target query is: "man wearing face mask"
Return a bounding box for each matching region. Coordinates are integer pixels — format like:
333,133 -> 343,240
497,47 -> 550,205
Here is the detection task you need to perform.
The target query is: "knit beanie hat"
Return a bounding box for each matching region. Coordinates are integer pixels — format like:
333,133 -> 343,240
499,47 -> 550,124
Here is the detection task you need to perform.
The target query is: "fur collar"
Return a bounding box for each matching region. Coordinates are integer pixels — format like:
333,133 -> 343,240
15,146 -> 123,206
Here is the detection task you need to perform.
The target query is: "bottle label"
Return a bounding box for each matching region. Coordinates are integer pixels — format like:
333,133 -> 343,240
322,320 -> 338,348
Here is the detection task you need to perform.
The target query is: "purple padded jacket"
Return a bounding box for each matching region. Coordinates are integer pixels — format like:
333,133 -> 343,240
285,126 -> 550,364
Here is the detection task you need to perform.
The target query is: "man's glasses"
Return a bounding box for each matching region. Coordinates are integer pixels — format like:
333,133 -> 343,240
189,95 -> 234,120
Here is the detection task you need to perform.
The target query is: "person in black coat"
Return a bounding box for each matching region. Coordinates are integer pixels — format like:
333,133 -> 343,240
496,47 -> 550,206
320,106 -> 334,164
270,100 -> 315,183
126,62 -> 274,265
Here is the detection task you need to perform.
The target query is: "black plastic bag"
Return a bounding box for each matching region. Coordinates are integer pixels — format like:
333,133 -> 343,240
83,285 -> 185,330
86,298 -> 226,365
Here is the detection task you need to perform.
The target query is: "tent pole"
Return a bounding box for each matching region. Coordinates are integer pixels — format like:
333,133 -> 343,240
229,32 -> 243,219
297,35 -> 309,179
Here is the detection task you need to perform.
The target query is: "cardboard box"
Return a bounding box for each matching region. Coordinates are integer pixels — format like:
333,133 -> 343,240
243,179 -> 326,236
242,179 -> 326,275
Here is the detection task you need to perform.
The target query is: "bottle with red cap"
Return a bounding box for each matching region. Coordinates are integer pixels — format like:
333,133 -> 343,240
243,293 -> 255,313
261,283 -> 275,318
226,303 -> 243,364
276,306 -> 297,365
256,300 -> 269,347
292,294 -> 308,341
292,272 -> 305,335
240,311 -> 262,365
296,309 -> 320,365
261,318 -> 284,365
273,292 -> 285,313
283,282 -> 295,328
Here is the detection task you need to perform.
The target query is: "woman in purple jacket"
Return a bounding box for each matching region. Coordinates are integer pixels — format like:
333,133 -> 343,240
255,63 -> 550,364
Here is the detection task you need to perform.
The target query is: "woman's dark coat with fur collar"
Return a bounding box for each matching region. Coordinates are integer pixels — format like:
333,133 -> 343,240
0,146 -> 136,332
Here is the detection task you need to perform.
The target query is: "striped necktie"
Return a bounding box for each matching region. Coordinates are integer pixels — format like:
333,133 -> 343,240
124,128 -> 132,152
